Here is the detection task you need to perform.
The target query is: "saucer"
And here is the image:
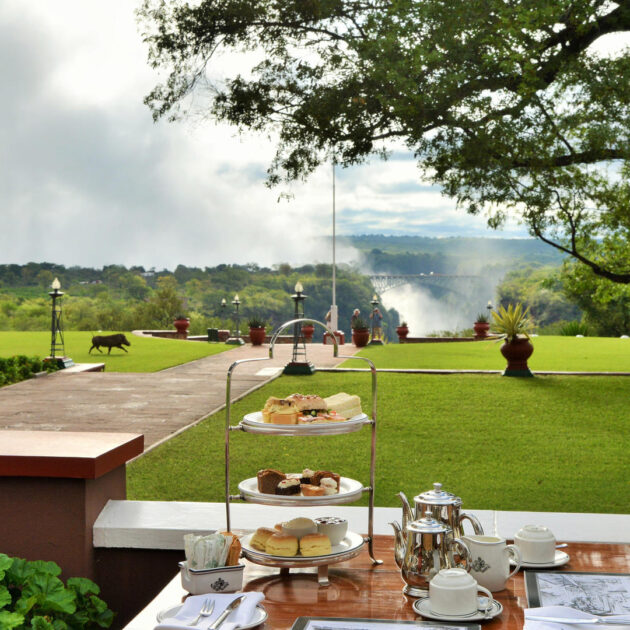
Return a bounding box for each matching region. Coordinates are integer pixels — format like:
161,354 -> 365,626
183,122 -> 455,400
413,596 -> 503,622
157,603 -> 267,627
510,550 -> 570,569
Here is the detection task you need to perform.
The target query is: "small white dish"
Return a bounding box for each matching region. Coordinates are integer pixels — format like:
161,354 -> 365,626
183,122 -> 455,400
157,603 -> 267,627
510,550 -> 569,569
413,596 -> 503,622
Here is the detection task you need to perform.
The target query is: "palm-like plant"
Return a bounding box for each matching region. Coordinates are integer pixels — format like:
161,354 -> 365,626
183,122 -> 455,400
491,303 -> 534,342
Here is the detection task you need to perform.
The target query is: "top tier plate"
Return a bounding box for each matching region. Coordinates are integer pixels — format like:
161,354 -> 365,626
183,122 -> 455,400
239,411 -> 371,435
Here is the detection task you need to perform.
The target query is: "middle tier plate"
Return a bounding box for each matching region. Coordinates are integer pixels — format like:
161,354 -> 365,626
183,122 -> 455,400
238,476 -> 365,506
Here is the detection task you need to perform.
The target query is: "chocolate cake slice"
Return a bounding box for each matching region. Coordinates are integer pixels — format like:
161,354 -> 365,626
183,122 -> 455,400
257,468 -> 286,494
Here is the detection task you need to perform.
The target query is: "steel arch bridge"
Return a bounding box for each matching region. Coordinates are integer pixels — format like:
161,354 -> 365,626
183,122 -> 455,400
368,273 -> 480,294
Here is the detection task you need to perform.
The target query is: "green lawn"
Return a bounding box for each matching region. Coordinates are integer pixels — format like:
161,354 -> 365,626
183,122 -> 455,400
0,331 -> 235,372
354,336 -> 630,372
127,371 -> 629,513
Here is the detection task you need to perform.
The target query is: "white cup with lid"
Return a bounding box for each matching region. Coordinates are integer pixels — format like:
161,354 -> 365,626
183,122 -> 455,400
429,568 -> 493,616
514,525 -> 556,563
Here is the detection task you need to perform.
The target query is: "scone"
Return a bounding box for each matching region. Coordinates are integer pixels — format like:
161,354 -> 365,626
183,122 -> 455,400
299,532 -> 332,556
250,527 -> 276,551
265,533 -> 299,556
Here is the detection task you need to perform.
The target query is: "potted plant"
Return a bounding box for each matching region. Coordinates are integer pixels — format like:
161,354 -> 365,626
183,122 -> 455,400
473,313 -> 490,339
301,320 -> 315,342
491,303 -> 535,376
173,314 -> 190,335
247,316 -> 266,346
352,316 -> 370,348
396,321 -> 409,341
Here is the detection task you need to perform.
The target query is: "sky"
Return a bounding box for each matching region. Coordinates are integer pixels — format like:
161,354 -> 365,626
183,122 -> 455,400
0,0 -> 539,272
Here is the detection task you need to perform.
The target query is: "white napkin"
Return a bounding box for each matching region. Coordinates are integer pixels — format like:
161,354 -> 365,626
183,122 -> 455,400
155,592 -> 265,630
525,605 -> 630,630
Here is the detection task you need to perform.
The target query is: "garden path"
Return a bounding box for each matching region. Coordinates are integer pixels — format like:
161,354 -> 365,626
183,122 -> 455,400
0,342 -> 357,451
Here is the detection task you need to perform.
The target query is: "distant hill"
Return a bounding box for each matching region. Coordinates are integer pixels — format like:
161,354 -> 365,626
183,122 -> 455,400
345,234 -> 564,267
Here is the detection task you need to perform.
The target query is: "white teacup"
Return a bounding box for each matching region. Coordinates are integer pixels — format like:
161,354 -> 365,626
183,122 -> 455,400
429,568 -> 493,617
514,525 -> 556,564
463,535 -> 522,592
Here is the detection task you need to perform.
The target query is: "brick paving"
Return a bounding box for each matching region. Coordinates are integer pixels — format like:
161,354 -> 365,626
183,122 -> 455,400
0,342 -> 357,451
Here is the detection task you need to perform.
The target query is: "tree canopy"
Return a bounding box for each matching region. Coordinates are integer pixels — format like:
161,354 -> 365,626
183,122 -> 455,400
138,0 -> 630,283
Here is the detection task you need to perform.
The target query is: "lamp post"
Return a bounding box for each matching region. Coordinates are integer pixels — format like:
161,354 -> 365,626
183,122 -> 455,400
487,300 -> 494,318
284,281 -> 315,375
368,294 -> 384,345
48,278 -> 74,368
226,294 -> 244,345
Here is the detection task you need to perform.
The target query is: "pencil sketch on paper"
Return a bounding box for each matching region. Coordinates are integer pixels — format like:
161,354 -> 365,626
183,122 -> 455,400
532,573 -> 630,615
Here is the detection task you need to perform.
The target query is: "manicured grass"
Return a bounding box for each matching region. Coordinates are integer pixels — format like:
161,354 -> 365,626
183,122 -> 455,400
127,372 -> 629,513
0,331 -> 234,372
354,336 -> 630,372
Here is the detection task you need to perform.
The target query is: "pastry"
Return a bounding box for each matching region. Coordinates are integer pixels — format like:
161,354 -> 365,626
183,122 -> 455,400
265,533 -> 298,556
262,397 -> 299,424
285,393 -> 327,416
311,470 -> 341,490
324,393 -> 362,419
257,469 -> 286,494
301,484 -> 325,496
276,478 -> 301,495
250,527 -> 276,551
299,532 -> 332,556
301,468 -> 315,484
320,477 -> 339,495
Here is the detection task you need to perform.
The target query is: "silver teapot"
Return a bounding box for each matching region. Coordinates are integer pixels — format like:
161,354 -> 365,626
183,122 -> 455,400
390,516 -> 471,598
398,482 -> 484,539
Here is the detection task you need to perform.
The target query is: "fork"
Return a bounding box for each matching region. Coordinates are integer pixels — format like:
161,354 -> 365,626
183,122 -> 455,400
191,598 -> 214,626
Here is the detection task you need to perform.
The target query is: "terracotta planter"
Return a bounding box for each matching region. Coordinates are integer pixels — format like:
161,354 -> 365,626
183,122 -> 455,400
473,321 -> 490,339
353,329 -> 370,348
302,324 -> 315,342
173,318 -> 190,335
500,337 -> 534,376
249,327 -> 266,346
396,326 -> 409,341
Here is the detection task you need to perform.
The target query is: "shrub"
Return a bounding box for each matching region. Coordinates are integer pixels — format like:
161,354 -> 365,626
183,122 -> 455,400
0,355 -> 58,387
560,321 -> 590,336
0,553 -> 114,629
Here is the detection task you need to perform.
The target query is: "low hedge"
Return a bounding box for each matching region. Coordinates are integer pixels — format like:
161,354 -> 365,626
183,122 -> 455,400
0,355 -> 58,387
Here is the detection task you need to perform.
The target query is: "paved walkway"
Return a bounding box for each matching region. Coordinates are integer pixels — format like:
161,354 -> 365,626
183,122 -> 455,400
0,342 -> 357,451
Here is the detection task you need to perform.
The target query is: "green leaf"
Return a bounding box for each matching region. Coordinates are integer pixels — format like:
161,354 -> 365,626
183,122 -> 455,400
0,554 -> 13,580
31,615 -> 55,630
0,584 -> 11,609
0,609 -> 24,629
23,573 -> 76,615
67,577 -> 99,597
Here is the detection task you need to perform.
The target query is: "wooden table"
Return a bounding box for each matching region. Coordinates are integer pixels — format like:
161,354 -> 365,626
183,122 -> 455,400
127,536 -> 630,629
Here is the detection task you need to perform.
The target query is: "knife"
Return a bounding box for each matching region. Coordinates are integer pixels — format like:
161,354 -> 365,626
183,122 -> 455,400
208,595 -> 246,630
525,616 -> 630,626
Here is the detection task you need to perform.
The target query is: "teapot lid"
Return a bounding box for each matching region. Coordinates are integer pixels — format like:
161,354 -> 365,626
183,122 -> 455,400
407,515 -> 451,535
416,482 -> 462,507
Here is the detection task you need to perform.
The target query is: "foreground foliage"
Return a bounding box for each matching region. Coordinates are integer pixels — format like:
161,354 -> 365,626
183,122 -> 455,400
128,372 -> 629,513
0,554 -> 114,629
0,356 -> 58,387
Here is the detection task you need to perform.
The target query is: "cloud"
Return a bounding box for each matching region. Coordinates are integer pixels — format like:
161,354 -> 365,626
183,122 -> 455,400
0,0 -> 529,272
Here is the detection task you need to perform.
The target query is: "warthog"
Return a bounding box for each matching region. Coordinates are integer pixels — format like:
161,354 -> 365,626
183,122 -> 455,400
89,333 -> 131,354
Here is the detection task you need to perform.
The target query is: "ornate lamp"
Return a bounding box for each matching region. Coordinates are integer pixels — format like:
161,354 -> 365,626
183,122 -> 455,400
284,281 -> 315,375
48,278 -> 74,368
368,294 -> 384,345
226,294 -> 244,345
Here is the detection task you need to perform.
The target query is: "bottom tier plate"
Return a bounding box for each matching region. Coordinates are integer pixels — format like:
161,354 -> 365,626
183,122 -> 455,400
241,531 -> 365,568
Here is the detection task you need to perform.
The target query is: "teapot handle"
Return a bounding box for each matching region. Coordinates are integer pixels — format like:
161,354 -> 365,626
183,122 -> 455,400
449,537 -> 472,571
459,511 -> 484,535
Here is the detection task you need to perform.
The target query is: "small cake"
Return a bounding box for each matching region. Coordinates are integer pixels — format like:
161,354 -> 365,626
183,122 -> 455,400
301,484 -> 325,496
265,533 -> 298,556
257,469 -> 286,494
301,468 -> 315,484
276,478 -> 301,495
250,527 -> 276,551
320,477 -> 339,495
311,470 -> 341,490
299,532 -> 332,556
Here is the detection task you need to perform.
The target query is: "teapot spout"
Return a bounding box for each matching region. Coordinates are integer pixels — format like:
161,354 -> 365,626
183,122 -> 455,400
389,521 -> 405,569
397,491 -> 413,529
